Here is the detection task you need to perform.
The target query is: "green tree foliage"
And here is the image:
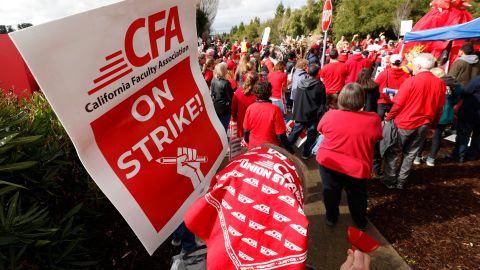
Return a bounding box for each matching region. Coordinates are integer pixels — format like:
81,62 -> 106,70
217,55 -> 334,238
275,2 -> 285,18
0,93 -> 100,269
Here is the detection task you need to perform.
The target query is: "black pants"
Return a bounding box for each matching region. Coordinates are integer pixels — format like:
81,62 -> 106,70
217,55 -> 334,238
319,165 -> 368,228
377,103 -> 392,121
373,103 -> 393,172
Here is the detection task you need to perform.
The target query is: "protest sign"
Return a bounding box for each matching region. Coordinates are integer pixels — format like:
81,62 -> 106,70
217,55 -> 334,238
261,27 -> 271,46
10,0 -> 227,255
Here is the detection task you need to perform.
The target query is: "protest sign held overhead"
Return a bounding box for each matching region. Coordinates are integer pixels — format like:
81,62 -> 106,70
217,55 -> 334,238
10,0 -> 228,255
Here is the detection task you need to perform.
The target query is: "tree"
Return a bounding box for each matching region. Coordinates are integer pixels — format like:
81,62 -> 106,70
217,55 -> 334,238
301,0 -> 321,33
197,0 -> 219,31
230,25 -> 238,35
393,0 -> 412,38
0,25 -> 15,34
238,22 -> 245,33
275,2 -> 285,19
17,23 -> 33,30
196,7 -> 209,37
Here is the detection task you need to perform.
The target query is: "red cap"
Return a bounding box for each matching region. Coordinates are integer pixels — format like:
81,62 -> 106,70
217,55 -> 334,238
311,43 -> 320,49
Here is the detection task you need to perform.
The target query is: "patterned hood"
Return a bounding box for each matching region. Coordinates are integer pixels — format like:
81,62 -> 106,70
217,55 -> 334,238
185,146 -> 308,269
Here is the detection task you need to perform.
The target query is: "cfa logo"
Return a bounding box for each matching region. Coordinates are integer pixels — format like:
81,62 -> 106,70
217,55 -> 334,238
125,6 -> 184,67
88,6 -> 184,96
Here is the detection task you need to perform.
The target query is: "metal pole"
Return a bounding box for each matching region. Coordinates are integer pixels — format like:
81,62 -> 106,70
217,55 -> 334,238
321,31 -> 328,67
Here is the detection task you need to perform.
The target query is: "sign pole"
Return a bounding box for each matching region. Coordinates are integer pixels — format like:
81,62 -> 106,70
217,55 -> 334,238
321,32 -> 327,67
321,0 -> 333,68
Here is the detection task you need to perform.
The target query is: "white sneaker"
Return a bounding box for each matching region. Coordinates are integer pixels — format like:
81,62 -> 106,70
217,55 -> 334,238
413,156 -> 422,165
426,158 -> 435,167
171,239 -> 182,247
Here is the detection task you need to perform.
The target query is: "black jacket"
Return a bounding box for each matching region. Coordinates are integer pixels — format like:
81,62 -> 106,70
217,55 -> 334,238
292,77 -> 327,123
210,77 -> 233,116
459,75 -> 480,124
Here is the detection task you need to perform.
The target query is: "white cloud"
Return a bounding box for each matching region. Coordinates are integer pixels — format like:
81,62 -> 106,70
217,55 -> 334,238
0,0 -> 306,33
0,0 -> 123,27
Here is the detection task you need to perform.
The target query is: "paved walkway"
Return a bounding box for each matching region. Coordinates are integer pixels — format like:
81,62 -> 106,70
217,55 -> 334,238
301,158 -> 411,270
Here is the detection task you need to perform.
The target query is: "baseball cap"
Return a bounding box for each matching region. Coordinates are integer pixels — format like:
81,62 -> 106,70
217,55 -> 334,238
311,43 -> 320,49
390,54 -> 402,65
352,46 -> 362,54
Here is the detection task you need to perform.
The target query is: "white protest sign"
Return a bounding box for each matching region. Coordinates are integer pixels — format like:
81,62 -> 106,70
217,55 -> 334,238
401,20 -> 413,36
261,27 -> 271,45
10,0 -> 227,255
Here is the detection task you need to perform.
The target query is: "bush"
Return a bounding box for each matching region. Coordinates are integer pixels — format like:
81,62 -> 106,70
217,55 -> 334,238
0,92 -> 99,269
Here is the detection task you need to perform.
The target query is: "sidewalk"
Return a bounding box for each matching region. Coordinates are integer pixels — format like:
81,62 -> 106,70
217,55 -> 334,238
301,158 -> 411,270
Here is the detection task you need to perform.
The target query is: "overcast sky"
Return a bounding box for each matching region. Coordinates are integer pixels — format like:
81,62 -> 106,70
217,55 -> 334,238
1,0 -> 307,33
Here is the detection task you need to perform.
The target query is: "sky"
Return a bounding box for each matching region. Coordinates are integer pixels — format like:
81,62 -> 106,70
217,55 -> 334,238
0,0 -> 307,33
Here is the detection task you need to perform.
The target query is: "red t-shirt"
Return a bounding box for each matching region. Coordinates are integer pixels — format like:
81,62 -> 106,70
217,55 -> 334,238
316,110 -> 382,179
386,71 -> 446,129
375,68 -> 410,104
267,71 -> 287,99
231,88 -> 257,137
204,69 -> 213,88
243,102 -> 286,148
319,62 -> 349,94
262,58 -> 275,74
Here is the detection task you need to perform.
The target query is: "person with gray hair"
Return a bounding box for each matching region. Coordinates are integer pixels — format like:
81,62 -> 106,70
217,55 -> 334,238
382,53 -> 446,189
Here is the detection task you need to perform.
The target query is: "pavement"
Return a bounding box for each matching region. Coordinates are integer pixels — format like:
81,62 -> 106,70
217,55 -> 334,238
300,157 -> 412,270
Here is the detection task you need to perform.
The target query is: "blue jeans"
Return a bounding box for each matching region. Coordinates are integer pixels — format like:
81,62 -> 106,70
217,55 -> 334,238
453,120 -> 480,160
172,223 -> 196,252
218,113 -> 231,133
288,121 -> 318,157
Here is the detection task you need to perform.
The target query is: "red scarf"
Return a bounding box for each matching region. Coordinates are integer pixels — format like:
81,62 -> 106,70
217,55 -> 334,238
185,146 -> 308,269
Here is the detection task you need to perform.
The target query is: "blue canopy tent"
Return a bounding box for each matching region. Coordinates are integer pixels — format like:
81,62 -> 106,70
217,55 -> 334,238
404,18 -> 480,42
403,18 -> 480,72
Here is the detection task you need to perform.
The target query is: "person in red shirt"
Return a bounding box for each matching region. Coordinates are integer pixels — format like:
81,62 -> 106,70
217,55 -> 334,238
261,50 -> 276,74
316,83 -> 382,230
346,46 -> 370,84
267,62 -> 288,119
203,58 -> 215,88
383,53 -> 446,189
243,82 -> 292,151
375,54 -> 410,120
320,49 -> 349,108
231,72 -> 259,138
361,34 -> 373,50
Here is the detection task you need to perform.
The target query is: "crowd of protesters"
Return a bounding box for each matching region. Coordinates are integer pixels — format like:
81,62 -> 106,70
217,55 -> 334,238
198,33 -> 479,228
176,33 -> 480,269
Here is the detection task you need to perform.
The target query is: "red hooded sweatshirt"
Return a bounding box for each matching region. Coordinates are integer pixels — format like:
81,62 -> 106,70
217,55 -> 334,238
375,67 -> 410,104
346,54 -> 370,83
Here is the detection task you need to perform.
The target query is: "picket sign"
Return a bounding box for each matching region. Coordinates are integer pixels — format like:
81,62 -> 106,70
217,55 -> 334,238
10,0 -> 227,255
286,120 -> 307,148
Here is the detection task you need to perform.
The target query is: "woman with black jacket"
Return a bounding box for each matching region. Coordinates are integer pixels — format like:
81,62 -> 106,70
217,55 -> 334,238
356,68 -> 379,113
211,62 -> 234,131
